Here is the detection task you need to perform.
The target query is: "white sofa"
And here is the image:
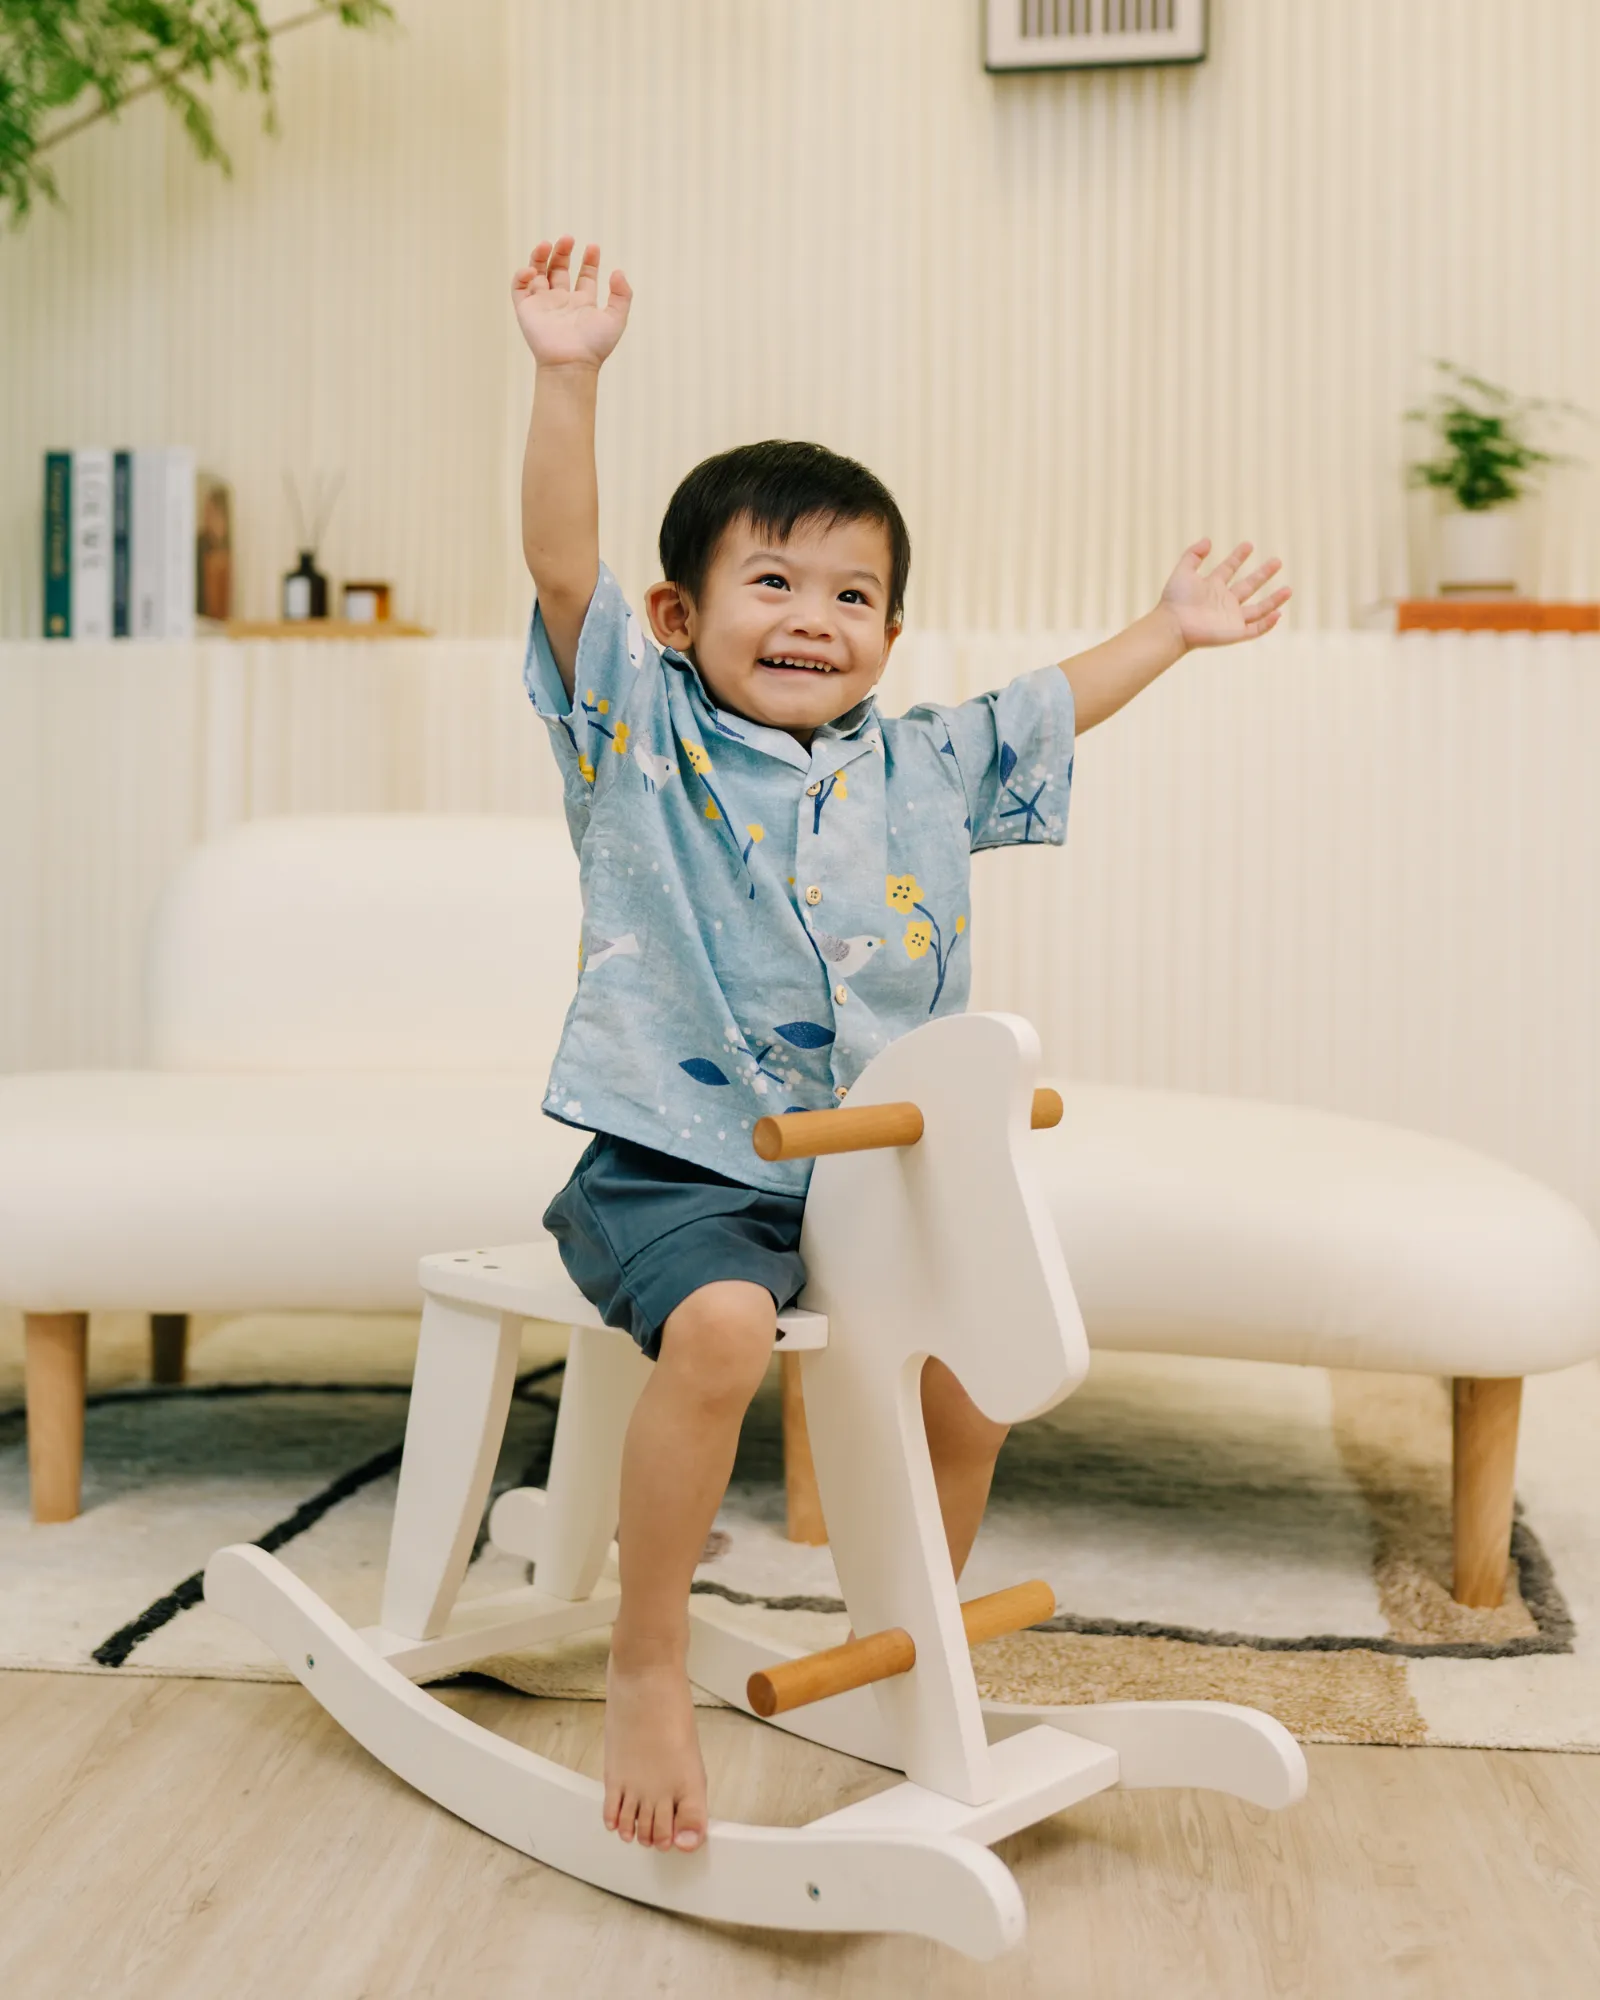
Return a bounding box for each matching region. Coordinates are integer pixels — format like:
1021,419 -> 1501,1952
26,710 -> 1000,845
4,814 -> 1598,1609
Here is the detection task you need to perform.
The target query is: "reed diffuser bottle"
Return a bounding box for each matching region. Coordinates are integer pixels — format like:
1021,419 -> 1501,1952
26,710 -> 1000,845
281,468 -> 344,622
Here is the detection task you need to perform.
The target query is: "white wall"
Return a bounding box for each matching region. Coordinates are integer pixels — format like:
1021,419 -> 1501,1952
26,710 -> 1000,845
3,0 -> 1596,635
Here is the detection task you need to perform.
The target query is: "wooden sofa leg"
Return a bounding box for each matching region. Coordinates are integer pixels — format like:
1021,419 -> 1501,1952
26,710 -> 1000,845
151,1313 -> 189,1385
25,1313 -> 89,1524
781,1353 -> 828,1546
1452,1376 -> 1523,1609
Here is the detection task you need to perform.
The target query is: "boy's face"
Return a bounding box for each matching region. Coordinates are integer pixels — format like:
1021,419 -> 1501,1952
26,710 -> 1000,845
644,513 -> 900,745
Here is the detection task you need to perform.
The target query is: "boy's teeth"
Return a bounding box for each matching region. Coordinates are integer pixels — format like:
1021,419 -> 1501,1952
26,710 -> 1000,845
764,656 -> 831,671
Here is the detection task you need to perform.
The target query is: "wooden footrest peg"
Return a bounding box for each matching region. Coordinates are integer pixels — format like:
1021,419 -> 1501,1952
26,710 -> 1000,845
747,1580 -> 1056,1717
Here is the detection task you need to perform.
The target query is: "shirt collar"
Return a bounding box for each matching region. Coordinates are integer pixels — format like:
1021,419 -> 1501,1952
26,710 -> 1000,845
665,651 -> 882,774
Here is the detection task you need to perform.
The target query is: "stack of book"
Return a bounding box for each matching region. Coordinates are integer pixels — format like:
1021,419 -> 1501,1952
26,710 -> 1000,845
42,449 -> 232,639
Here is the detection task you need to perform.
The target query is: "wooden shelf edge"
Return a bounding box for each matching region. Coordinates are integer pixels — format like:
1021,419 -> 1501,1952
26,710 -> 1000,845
1397,600 -> 1600,635
221,619 -> 434,640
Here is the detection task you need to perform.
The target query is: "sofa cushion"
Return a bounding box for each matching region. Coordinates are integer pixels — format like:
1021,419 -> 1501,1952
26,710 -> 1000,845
1042,1083 -> 1600,1377
0,1072 -> 586,1312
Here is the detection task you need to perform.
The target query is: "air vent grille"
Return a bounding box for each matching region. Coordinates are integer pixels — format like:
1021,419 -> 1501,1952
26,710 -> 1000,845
987,0 -> 1207,70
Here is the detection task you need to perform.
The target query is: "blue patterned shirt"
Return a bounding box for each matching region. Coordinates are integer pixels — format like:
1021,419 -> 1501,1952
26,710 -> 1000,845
523,564 -> 1075,1194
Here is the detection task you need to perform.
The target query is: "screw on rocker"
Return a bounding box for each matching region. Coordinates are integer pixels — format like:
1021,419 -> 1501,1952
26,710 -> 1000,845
205,1012 -> 1305,1960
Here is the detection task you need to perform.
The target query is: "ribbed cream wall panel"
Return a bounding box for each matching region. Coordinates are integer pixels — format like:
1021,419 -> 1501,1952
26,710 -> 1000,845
0,0 -> 514,638
4,631 -> 1598,1231
511,0 -> 1600,629
5,2 -> 1595,635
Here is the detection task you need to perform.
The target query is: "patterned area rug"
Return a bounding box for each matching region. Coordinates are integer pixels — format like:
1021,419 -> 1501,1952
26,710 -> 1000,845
2,1309 -> 1596,1750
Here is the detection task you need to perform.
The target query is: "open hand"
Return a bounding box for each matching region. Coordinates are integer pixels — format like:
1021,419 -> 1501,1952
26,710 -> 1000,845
1159,540 -> 1291,649
512,236 -> 632,369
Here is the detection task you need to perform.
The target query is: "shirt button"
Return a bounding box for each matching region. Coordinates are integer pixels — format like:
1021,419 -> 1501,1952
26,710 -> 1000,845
804,885 -> 823,906
834,1084 -> 849,1101
806,782 -> 822,797
833,984 -> 849,1005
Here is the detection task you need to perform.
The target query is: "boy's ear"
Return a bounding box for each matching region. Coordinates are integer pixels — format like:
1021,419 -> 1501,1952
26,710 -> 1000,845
645,580 -> 693,652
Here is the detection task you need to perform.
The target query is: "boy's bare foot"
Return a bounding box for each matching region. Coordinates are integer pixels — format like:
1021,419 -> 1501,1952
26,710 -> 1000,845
603,1654 -> 708,1851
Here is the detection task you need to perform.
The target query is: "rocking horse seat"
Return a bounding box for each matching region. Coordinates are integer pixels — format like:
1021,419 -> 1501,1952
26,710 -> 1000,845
419,1239 -> 828,1348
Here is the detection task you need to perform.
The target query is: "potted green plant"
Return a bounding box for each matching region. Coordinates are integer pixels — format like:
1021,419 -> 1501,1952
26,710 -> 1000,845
1406,363 -> 1576,596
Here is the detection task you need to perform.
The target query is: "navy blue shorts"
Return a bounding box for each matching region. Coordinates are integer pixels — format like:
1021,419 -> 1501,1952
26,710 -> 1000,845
542,1132 -> 808,1361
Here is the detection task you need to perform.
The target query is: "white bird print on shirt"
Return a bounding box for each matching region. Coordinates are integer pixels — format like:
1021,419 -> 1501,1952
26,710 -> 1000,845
584,931 -> 639,972
631,744 -> 679,792
811,931 -> 887,980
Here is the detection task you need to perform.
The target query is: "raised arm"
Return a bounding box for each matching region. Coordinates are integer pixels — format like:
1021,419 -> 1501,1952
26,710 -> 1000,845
1059,539 -> 1290,733
512,236 -> 633,694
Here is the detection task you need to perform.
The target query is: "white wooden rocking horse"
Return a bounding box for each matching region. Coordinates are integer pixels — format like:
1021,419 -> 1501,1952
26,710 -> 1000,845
206,1012 -> 1306,1959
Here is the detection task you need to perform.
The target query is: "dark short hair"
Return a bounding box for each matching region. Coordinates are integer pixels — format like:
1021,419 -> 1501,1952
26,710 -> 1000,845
659,440 -> 911,626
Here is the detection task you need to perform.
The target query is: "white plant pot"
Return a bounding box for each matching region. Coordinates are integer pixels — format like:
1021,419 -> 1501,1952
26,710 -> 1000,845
1436,507 -> 1522,595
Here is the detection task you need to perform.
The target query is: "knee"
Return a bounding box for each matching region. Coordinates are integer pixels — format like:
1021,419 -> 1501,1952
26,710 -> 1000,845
658,1282 -> 774,1412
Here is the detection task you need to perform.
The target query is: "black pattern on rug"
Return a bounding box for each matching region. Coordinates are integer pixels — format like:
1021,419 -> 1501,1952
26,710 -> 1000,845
86,1362 -> 566,1668
6,1352 -> 1572,1672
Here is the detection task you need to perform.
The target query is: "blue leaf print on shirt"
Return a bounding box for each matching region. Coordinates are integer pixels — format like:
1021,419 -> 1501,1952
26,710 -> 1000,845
998,741 -> 1018,784
680,1058 -> 732,1086
774,1020 -> 836,1050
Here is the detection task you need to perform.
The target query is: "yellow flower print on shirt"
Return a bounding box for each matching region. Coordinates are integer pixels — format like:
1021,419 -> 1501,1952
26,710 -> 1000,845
612,722 -> 630,756
705,801 -> 721,821
746,823 -> 765,844
578,751 -> 597,786
682,740 -> 713,776
893,883 -> 968,1011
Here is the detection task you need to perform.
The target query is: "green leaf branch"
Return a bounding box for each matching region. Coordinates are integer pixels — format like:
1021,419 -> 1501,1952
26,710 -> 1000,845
1406,360 -> 1584,513
1,2 -> 394,233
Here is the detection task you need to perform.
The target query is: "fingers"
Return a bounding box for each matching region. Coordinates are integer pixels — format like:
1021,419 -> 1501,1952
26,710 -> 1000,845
1245,586 -> 1292,630
545,233 -> 577,290
1232,555 -> 1283,602
516,237 -> 630,317
1174,536 -> 1212,575
1209,540 -> 1252,586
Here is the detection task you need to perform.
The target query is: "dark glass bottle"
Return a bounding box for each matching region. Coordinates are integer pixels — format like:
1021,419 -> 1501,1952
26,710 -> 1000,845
282,549 -> 329,621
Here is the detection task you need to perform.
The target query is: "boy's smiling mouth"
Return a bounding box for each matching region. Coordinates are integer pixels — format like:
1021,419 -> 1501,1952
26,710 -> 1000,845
758,654 -> 839,674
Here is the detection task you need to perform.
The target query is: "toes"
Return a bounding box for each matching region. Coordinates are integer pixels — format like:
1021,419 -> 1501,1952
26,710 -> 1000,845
602,1781 -> 622,1833
674,1797 -> 707,1852
652,1801 -> 677,1850
614,1790 -> 638,1843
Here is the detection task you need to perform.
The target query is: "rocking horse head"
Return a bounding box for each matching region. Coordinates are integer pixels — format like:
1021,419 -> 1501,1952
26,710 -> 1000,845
756,1011 -> 1088,1426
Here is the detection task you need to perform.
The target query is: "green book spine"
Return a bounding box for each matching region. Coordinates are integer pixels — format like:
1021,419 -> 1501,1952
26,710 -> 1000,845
43,452 -> 71,638
112,450 -> 133,638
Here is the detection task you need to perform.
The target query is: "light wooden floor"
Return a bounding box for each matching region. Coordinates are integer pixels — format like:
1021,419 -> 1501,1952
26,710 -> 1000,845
3,1672 -> 1599,1999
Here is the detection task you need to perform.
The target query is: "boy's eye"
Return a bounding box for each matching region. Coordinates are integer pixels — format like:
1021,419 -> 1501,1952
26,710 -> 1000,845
839,589 -> 868,605
756,573 -> 789,590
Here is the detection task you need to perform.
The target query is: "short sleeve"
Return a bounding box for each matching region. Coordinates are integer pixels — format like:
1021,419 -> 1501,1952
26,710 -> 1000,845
523,563 -> 665,832
906,664 -> 1075,851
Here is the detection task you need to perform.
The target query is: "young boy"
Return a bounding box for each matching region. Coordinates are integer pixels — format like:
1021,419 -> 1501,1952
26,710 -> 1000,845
513,235 -> 1289,1858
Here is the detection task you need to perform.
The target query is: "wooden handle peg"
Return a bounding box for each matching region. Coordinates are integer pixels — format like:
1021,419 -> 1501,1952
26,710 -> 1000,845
746,1579 -> 1056,1718
753,1088 -> 1064,1162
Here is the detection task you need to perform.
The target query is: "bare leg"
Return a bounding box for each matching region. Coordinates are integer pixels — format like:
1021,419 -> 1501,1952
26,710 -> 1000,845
921,1355 -> 1010,1579
605,1280 -> 774,1853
